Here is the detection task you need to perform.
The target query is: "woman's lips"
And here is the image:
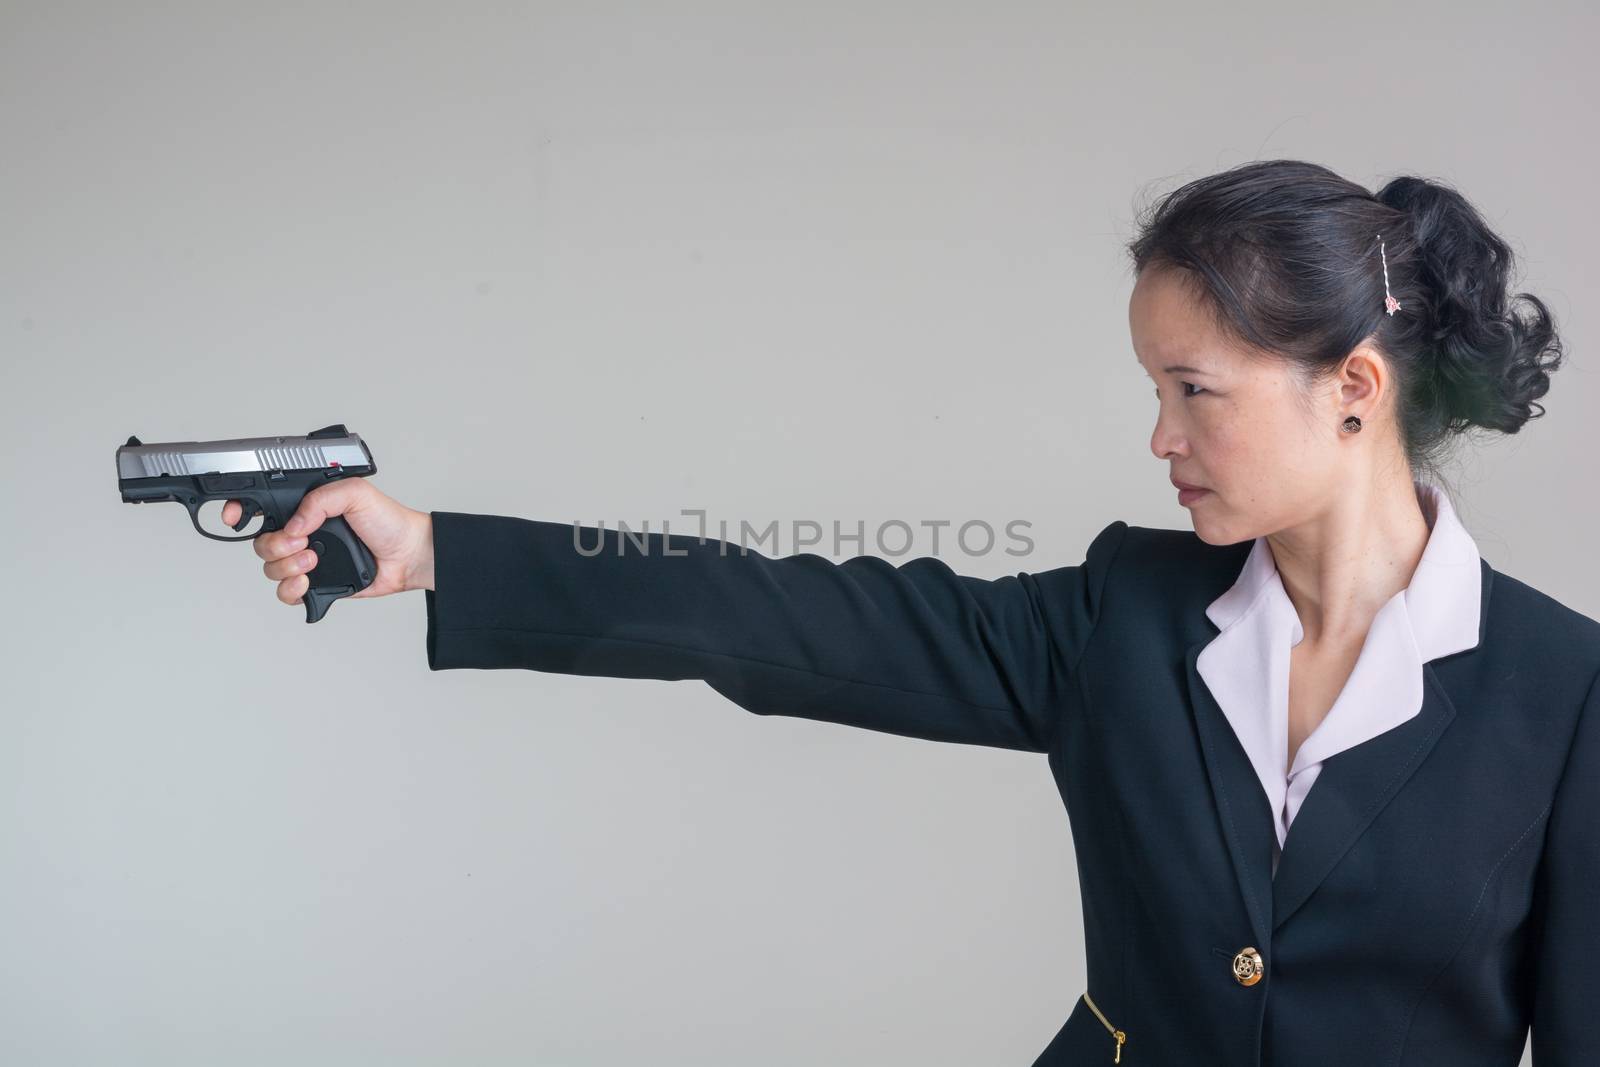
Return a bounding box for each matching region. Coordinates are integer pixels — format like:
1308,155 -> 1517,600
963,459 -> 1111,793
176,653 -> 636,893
1176,486 -> 1211,506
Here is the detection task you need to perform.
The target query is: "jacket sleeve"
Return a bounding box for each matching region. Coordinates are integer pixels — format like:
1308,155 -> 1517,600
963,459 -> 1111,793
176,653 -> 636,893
422,511 -> 1129,753
1528,663 -> 1600,1063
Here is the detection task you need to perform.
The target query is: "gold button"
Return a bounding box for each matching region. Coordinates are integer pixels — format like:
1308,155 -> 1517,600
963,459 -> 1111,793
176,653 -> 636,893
1232,946 -> 1263,985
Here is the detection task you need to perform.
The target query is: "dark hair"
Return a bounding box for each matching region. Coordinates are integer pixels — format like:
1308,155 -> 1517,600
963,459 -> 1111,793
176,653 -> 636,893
1124,159 -> 1564,483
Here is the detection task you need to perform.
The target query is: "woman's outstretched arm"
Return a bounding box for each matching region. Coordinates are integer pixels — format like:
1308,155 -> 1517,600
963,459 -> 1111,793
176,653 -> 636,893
422,511 -> 1129,754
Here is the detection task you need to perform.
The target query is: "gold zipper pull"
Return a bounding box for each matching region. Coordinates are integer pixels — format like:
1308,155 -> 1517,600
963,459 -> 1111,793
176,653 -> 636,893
1082,992 -> 1127,1063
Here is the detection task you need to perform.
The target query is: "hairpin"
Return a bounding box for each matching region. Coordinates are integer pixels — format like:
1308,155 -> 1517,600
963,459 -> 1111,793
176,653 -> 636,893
1378,233 -> 1401,315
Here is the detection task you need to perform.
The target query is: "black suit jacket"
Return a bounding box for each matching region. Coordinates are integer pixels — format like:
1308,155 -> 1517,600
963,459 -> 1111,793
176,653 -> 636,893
422,511 -> 1600,1066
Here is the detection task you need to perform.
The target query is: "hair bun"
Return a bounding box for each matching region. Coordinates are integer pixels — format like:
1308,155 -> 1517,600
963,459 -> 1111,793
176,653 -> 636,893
1374,175 -> 1562,434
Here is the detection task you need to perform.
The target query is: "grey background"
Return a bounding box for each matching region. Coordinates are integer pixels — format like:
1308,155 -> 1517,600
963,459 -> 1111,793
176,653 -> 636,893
4,2 -> 1596,1064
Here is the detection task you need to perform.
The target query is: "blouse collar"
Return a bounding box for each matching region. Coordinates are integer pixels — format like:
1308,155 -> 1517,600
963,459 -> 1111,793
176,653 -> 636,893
1195,481 -> 1484,817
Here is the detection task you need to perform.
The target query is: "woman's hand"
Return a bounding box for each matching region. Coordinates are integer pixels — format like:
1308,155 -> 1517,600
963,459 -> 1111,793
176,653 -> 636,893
221,480 -> 435,609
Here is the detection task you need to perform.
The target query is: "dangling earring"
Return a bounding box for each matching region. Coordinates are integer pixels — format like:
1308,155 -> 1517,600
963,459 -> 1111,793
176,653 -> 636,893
1341,415 -> 1363,434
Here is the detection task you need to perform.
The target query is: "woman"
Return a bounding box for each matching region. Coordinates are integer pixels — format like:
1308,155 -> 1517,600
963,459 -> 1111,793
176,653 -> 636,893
226,160 -> 1597,1065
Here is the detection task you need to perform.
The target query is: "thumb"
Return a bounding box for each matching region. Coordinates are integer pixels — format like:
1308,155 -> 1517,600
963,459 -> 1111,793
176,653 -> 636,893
284,480 -> 362,536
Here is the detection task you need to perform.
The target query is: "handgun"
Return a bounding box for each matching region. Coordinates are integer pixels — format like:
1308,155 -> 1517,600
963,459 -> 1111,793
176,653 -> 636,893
117,423 -> 379,623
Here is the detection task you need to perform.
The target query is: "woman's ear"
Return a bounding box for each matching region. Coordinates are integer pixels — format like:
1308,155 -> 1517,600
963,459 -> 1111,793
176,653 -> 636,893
1336,344 -> 1389,421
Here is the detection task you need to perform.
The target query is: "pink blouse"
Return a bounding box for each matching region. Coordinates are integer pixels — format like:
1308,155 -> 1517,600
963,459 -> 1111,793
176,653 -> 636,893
1195,481 -> 1484,878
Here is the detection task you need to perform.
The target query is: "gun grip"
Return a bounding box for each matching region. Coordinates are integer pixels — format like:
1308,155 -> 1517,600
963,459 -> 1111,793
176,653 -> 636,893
301,515 -> 378,624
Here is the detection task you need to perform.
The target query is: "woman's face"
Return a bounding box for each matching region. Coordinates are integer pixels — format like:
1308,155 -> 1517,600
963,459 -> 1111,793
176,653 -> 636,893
1127,266 -> 1347,546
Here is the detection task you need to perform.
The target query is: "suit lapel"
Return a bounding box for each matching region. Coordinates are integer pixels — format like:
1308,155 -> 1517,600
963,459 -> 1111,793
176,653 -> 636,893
1183,556 -> 1493,942
1185,638 -> 1277,951
1269,558 -> 1492,931
1268,664 -> 1458,931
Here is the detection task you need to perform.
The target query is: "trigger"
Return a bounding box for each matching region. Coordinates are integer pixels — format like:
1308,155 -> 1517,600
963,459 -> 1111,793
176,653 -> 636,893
231,503 -> 261,532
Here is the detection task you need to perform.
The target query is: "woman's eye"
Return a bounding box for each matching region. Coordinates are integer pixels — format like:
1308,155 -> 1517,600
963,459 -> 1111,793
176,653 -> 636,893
1182,382 -> 1207,397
